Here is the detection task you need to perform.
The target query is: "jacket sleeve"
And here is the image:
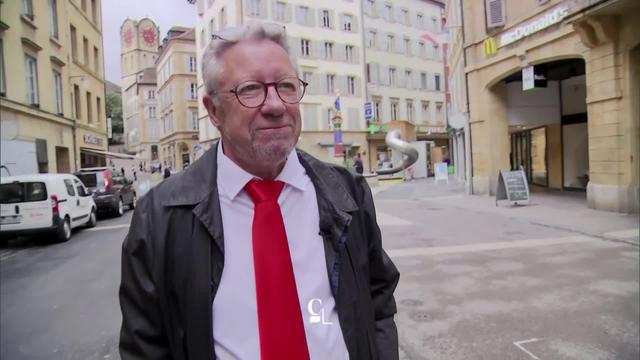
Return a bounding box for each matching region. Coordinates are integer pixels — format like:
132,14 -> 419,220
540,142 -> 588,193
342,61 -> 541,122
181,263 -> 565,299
358,177 -> 400,360
119,195 -> 171,359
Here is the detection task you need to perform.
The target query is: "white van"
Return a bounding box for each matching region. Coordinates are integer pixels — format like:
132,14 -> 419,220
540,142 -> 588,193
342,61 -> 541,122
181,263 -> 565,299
0,174 -> 97,242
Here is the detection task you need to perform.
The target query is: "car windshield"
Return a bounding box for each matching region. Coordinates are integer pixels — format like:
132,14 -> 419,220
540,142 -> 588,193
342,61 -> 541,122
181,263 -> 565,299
0,182 -> 48,204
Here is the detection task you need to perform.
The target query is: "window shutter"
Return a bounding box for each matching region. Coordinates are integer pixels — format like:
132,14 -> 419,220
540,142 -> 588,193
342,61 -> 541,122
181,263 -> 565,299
353,46 -> 360,63
261,0 -> 268,18
351,15 -> 358,33
371,63 -> 379,84
307,8 -> 315,26
355,77 -> 362,97
485,0 -> 506,28
285,3 -> 292,22
348,108 -> 359,130
337,43 -> 346,61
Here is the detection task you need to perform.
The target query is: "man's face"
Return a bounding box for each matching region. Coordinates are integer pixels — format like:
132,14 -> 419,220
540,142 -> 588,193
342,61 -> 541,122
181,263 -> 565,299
203,39 -> 302,170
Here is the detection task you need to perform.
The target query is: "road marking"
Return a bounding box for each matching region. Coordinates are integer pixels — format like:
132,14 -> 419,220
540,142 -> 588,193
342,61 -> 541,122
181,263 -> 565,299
603,228 -> 639,240
84,224 -> 130,232
386,235 -> 600,258
513,338 -> 542,359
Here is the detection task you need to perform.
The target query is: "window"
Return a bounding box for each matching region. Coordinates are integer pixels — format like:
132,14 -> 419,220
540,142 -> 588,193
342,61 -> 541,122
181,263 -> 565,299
81,0 -> 87,12
209,19 -> 215,38
49,0 -> 59,38
189,110 -> 199,130
188,56 -> 197,72
436,102 -> 443,121
345,45 -> 354,62
22,0 -> 34,19
302,71 -> 312,91
74,84 -> 81,119
322,10 -> 331,28
149,106 -> 156,119
366,0 -> 376,16
75,179 -> 88,197
83,37 -> 89,66
86,92 -> 92,123
373,98 -> 381,121
417,13 -> 424,29
435,74 -> 441,91
275,2 -> 286,21
53,70 -> 63,114
418,41 -> 426,57
297,6 -> 309,25
347,76 -> 356,95
406,100 -> 414,122
25,55 -> 39,105
384,3 -> 393,21
64,179 -> 76,196
386,34 -> 394,52
249,0 -> 261,17
431,17 -> 439,32
404,38 -> 411,55
219,7 -> 227,30
367,30 -> 376,48
93,46 -> 99,74
485,0 -> 506,28
91,0 -> 97,24
70,25 -> 78,61
301,39 -> 311,57
405,70 -> 412,89
0,39 -> 5,96
326,74 -> 335,94
324,42 -> 333,60
390,100 -> 399,120
420,73 -> 427,90
422,101 -> 430,122
96,96 -> 102,123
148,90 -> 155,99
401,9 -> 410,25
342,14 -> 353,32
188,83 -> 197,100
388,67 -> 396,86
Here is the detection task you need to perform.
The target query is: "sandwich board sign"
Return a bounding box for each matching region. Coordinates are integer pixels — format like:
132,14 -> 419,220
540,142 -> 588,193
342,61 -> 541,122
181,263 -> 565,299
496,169 -> 530,206
434,162 -> 448,183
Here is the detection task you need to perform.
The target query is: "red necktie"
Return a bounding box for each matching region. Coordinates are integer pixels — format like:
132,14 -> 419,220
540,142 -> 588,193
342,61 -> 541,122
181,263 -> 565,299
245,179 -> 310,360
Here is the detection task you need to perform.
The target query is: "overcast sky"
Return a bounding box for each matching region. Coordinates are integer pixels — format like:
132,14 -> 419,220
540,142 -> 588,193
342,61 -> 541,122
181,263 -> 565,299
102,0 -> 197,86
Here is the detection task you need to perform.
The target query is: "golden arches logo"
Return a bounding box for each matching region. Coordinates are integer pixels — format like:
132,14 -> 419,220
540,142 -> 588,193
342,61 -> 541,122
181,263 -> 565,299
483,37 -> 498,57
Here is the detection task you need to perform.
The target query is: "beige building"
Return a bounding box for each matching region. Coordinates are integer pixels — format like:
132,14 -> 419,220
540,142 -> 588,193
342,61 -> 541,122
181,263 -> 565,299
120,18 -> 160,162
460,0 -> 639,212
194,0 -> 368,165
156,27 -> 199,171
363,0 -> 447,173
0,0 -> 108,175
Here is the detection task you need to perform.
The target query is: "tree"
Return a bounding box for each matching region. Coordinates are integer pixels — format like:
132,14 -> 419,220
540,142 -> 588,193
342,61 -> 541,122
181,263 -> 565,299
106,93 -> 123,144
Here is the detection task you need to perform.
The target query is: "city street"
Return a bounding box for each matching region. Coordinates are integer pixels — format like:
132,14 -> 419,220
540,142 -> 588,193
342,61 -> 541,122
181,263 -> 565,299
1,179 -> 638,359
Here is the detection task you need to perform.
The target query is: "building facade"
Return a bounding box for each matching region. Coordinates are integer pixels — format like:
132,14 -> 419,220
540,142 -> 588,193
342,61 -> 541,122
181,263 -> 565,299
0,0 -> 108,176
195,0 -> 369,166
156,27 -> 199,171
460,0 -> 639,212
363,0 -> 446,173
120,18 -> 160,162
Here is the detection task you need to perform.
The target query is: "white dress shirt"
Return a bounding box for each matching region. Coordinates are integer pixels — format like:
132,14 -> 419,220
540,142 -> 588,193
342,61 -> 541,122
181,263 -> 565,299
213,141 -> 349,360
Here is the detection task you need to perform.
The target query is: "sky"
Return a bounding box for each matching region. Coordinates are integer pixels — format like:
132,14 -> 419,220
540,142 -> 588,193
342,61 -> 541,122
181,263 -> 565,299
102,0 -> 197,86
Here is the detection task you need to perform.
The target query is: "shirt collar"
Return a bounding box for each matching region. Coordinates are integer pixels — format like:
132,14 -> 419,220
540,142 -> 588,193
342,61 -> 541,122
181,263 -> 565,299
216,140 -> 307,200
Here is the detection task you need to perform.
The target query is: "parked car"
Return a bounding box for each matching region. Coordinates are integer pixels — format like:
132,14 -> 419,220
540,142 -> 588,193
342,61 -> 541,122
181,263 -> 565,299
0,174 -> 97,242
75,167 -> 136,216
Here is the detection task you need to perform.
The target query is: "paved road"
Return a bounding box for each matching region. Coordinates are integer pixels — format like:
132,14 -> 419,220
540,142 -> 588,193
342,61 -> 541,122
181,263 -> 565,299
1,179 -> 638,360
1,212 -> 131,360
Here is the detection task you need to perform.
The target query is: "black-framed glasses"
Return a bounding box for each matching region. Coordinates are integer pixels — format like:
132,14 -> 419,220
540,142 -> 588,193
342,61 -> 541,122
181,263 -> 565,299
215,77 -> 308,108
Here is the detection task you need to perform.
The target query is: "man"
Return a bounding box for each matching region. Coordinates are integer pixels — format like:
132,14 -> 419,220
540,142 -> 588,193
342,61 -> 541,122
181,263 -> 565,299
119,23 -> 399,360
355,153 -> 364,175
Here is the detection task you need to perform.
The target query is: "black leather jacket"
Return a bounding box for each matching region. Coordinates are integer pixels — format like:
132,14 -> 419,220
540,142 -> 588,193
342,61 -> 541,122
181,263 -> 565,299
119,143 -> 400,360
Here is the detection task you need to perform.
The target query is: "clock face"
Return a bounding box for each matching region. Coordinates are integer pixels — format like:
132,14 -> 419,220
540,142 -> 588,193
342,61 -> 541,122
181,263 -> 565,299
123,28 -> 133,46
142,28 -> 157,46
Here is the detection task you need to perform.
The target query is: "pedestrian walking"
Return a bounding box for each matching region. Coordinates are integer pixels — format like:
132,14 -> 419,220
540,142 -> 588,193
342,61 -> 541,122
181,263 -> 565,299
354,153 -> 364,175
163,167 -> 171,179
119,23 -> 399,360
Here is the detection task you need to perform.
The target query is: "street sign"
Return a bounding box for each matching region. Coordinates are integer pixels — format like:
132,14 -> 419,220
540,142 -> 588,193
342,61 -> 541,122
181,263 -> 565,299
522,66 -> 534,91
364,102 -> 373,121
496,169 -> 530,206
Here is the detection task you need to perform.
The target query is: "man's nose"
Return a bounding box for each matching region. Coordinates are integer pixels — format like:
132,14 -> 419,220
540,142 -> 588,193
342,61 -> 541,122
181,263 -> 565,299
260,85 -> 286,114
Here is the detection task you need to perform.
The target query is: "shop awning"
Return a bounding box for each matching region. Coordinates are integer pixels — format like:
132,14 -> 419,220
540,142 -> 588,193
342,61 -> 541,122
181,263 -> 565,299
80,148 -> 138,159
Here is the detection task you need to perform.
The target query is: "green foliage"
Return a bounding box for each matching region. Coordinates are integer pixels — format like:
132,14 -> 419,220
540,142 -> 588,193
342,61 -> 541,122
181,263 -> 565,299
106,93 -> 123,134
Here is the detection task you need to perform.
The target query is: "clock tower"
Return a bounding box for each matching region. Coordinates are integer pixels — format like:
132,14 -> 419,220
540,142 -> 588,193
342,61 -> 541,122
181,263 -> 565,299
120,18 -> 159,89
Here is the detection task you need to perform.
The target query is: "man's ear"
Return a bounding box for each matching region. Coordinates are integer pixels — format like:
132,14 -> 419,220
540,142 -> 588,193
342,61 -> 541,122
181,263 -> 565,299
203,95 -> 223,128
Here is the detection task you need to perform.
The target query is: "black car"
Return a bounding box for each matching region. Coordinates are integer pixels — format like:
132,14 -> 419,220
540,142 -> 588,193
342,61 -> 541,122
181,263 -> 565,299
75,167 -> 136,216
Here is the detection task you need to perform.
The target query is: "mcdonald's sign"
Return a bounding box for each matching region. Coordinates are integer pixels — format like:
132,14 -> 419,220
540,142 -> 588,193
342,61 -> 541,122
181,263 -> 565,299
483,37 -> 498,57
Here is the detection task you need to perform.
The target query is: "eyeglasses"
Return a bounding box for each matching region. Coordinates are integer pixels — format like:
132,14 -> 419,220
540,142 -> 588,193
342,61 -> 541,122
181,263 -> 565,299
215,77 -> 308,108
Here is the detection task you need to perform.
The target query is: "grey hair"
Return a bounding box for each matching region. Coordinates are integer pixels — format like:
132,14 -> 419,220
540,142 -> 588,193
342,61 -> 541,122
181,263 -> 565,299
202,22 -> 298,103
